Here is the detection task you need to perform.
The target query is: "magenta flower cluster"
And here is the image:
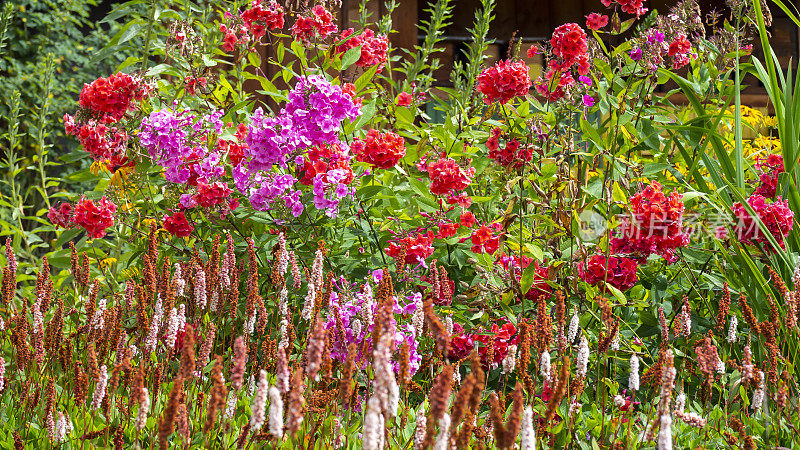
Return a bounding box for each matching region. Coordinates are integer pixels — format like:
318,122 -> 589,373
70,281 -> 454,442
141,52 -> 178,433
138,107 -> 225,183
312,168 -> 354,218
325,289 -> 421,376
235,75 -> 361,218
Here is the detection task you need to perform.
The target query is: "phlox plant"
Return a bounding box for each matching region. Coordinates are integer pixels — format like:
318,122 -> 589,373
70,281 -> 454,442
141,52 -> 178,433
2,0 -> 800,448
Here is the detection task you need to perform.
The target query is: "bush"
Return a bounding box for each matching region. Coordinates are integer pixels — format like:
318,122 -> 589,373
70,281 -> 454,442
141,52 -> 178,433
1,0 -> 800,448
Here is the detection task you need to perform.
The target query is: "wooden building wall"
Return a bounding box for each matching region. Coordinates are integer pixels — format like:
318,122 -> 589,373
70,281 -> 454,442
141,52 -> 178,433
339,0 -> 799,107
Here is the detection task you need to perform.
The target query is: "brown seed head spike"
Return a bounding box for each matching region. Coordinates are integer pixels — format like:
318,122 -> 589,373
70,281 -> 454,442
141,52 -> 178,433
423,364 -> 454,449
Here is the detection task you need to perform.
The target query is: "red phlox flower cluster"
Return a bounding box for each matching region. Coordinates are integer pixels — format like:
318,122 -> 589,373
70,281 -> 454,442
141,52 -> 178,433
550,23 -> 588,66
298,144 -> 354,186
435,211 -> 476,239
48,203 -> 75,229
292,5 -> 337,41
476,60 -> 532,104
732,194 -> 794,251
428,157 -> 475,196
535,67 -> 576,102
535,23 -> 590,102
396,92 -> 413,106
385,230 -> 435,265
460,211 -> 476,228
64,114 -> 128,162
72,196 -> 118,239
470,224 -> 502,255
185,76 -> 207,95
163,211 -> 194,238
488,136 -> 533,168
601,0 -> 648,17
579,254 -> 638,292
668,34 -> 693,69
450,322 -> 520,370
341,83 -> 363,108
241,0 -> 284,40
496,253 -> 552,302
217,123 -> 249,166
586,13 -> 609,30
610,182 -> 689,264
438,222 -> 459,239
336,28 -> 390,70
753,154 -> 784,199
194,181 -> 235,208
351,129 -> 406,169
79,73 -> 145,123
446,192 -> 472,208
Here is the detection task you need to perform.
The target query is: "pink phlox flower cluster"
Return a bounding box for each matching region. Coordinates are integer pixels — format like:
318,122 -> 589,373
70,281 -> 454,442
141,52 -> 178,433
325,291 -> 421,378
139,107 -> 226,184
312,168 -> 355,218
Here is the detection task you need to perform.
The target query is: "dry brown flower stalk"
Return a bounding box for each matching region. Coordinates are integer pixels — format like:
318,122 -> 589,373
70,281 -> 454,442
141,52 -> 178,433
657,350 -> 676,417
694,336 -> 719,376
197,323 -> 216,371
230,336 -> 247,391
545,356 -> 570,424
87,341 -> 99,379
73,361 -> 87,406
1,266 -> 12,309
80,251 -> 90,287
399,341 -> 410,390
715,282 -> 731,333
70,241 -> 80,286
423,299 -> 451,356
739,294 -> 760,334
286,365 -> 306,436
423,363 -> 454,448
205,355 -> 227,433
338,343 -> 357,406
235,423 -> 251,450
534,294 -> 552,353
44,294 -> 64,353
517,322 -> 533,393
158,377 -> 184,450
84,281 -> 98,334
152,362 -> 164,400
730,417 -> 755,450
179,325 -> 196,380
450,371 -> 478,429
555,291 -> 567,351
396,240 -> 409,276
305,318 -> 327,381
598,319 -> 619,354
113,426 -> 124,449
209,234 -> 220,290
489,383 -> 524,449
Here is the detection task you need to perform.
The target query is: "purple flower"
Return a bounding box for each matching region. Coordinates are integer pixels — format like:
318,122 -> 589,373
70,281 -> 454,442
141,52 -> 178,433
582,95 -> 595,107
578,75 -> 592,86
648,30 -> 665,44
630,48 -> 643,61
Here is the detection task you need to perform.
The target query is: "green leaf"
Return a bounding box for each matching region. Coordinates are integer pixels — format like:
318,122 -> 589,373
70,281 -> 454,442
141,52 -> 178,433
341,45 -> 362,70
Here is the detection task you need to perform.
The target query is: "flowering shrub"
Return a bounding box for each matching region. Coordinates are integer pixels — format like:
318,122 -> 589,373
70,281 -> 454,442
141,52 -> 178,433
732,194 -> 794,250
6,0 -> 800,448
579,254 -> 639,292
476,59 -> 532,104
610,182 -> 689,263
351,129 -> 406,169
